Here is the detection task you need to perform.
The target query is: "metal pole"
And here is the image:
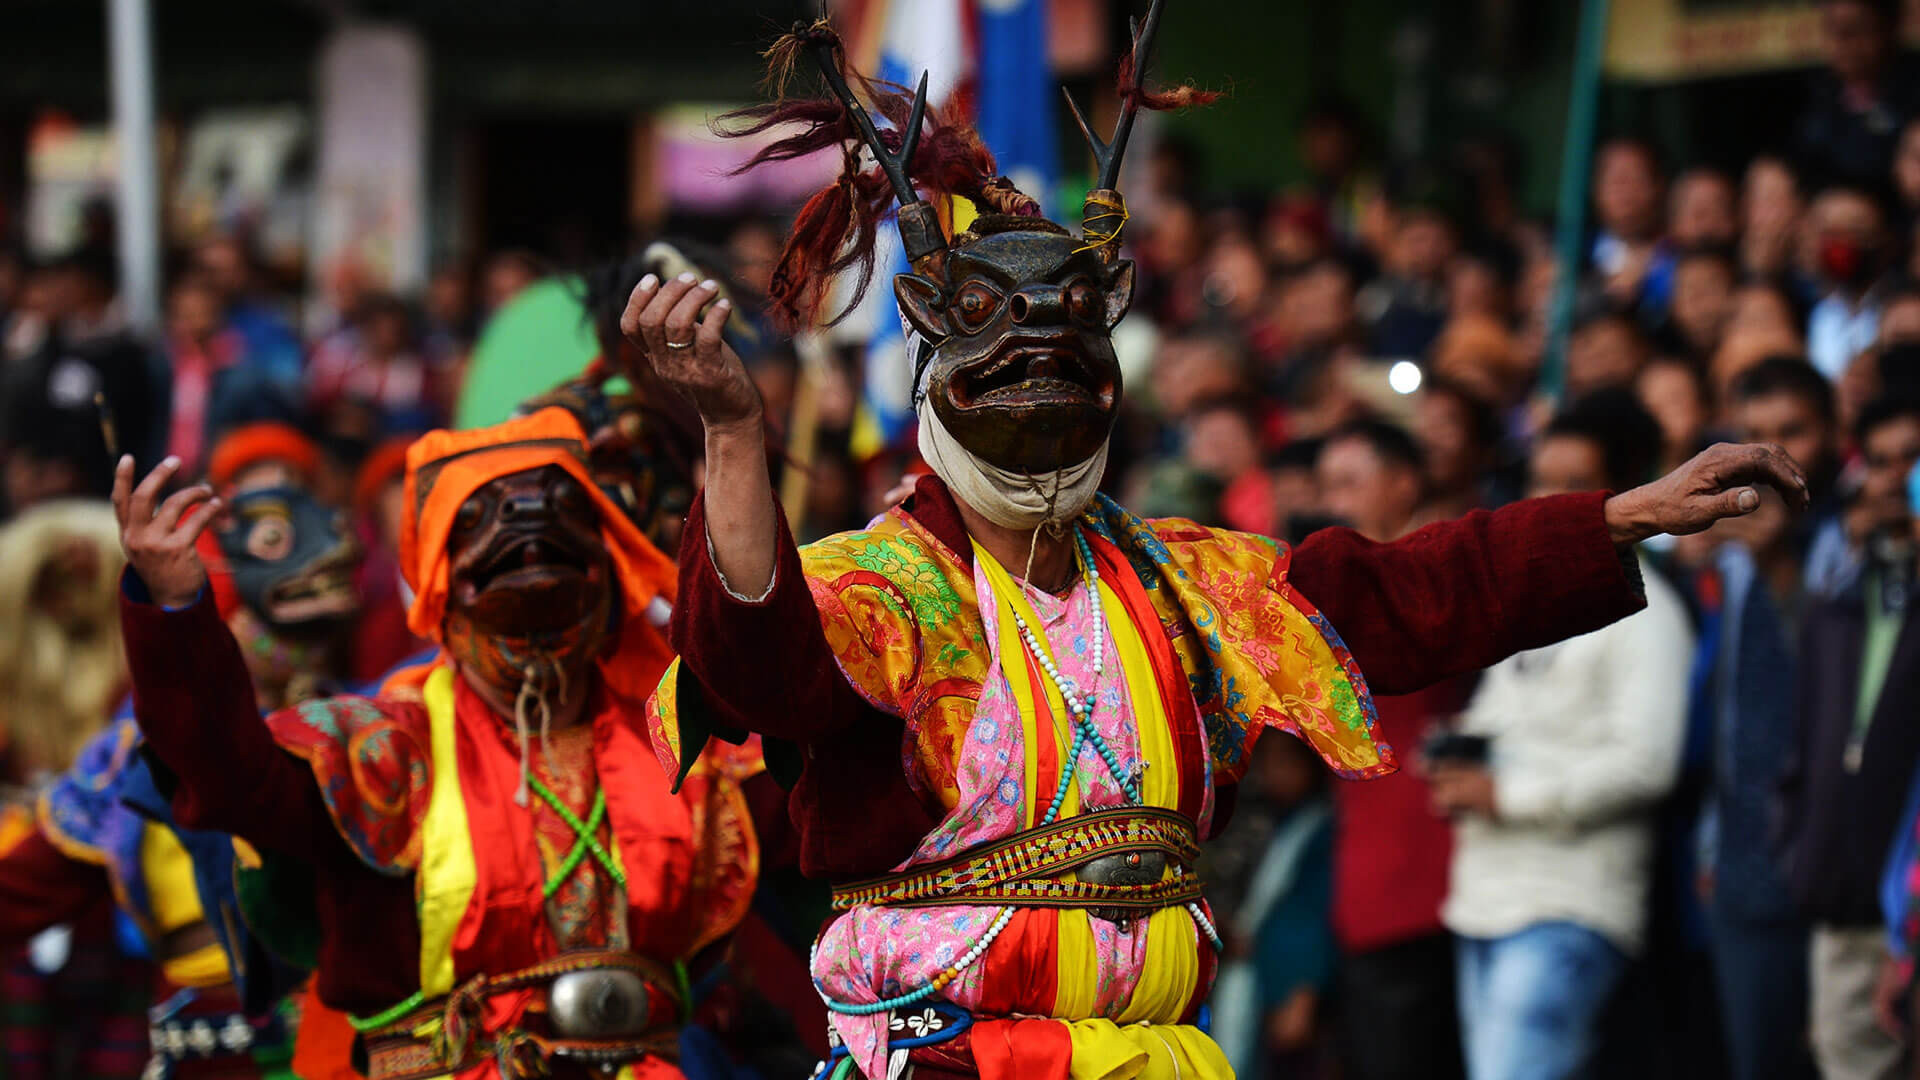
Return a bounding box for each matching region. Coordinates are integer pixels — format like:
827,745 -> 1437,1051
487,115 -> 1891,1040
108,0 -> 161,336
1543,0 -> 1611,402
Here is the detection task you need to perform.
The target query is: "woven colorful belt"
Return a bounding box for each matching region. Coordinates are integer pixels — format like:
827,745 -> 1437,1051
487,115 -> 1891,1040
830,806 -> 1204,913
356,950 -> 683,1080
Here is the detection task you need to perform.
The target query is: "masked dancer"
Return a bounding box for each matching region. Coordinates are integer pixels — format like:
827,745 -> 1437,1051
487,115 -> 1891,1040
632,13 -> 1811,1080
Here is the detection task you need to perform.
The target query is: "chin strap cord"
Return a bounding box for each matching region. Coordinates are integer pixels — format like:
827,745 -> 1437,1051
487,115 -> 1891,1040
510,652 -> 567,808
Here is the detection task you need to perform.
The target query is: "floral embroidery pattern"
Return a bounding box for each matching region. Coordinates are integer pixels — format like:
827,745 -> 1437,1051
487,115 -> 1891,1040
849,537 -> 964,627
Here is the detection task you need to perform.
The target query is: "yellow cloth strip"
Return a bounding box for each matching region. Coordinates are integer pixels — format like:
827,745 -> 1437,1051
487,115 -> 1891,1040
417,666 -> 477,998
975,542 -> 1078,829
1094,575 -> 1178,813
1065,1018 -> 1231,1080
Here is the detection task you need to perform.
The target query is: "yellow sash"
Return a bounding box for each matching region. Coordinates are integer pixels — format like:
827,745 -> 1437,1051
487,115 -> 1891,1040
973,541 -> 1229,1080
416,666 -> 476,999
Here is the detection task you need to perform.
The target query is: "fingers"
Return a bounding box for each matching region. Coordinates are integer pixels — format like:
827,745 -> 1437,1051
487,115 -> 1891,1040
176,497 -> 224,545
153,483 -> 215,532
663,278 -> 720,349
1708,486 -> 1762,523
638,274 -> 700,359
619,273 -> 659,348
694,293 -> 731,354
111,455 -> 135,526
1738,443 -> 1810,511
128,456 -> 181,527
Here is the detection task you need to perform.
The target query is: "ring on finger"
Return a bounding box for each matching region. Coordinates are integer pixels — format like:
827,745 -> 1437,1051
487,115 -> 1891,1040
665,338 -> 695,350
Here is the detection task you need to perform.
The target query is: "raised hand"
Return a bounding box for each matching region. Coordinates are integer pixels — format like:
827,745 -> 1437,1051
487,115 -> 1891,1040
620,273 -> 763,433
1603,442 -> 1810,546
111,455 -> 220,609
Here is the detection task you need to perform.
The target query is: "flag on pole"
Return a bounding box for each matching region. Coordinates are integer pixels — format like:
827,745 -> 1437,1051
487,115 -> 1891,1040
846,0 -> 1058,460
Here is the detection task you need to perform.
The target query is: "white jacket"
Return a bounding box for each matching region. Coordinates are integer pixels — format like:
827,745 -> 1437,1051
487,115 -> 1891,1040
1441,558 -> 1693,955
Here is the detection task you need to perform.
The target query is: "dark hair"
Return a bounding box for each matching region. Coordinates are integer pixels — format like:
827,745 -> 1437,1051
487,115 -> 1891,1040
1542,388 -> 1663,491
1731,355 -> 1837,424
1326,417 -> 1425,473
1674,245 -> 1738,277
1821,0 -> 1902,28
1271,436 -> 1324,471
1423,376 -> 1503,451
1596,136 -> 1665,181
1854,394 -> 1920,446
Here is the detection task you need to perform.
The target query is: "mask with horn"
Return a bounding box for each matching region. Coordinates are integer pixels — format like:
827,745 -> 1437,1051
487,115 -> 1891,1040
721,2 -> 1213,528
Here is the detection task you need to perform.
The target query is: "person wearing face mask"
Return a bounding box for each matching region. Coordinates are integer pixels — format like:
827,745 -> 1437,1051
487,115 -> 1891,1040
107,403 -> 772,1080
1809,185 -> 1896,382
634,20 -> 1814,1080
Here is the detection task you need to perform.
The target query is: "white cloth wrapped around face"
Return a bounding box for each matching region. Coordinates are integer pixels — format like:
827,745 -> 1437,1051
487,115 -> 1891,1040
914,395 -> 1108,532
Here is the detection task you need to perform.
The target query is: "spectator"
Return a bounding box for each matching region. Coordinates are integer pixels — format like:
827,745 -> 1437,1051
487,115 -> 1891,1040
1637,356 -> 1714,476
1741,155 -> 1808,283
1149,329 -> 1247,423
1567,308 -> 1651,398
2,252 -> 159,512
1732,356 -> 1844,498
1412,376 -> 1501,525
1437,390 -> 1691,1080
1298,92 -> 1383,252
1316,418 -> 1468,1080
1210,732 -> 1338,1080
1689,359 -> 1849,1080
1185,396 -> 1274,534
1315,419 -> 1424,543
1662,247 -> 1739,364
1446,249 -> 1514,324
1807,185 -> 1895,380
1795,0 -> 1920,191
1779,395 -> 1920,1080
1358,202 -> 1457,361
1643,168 -> 1739,316
193,233 -> 303,388
1272,258 -> 1356,363
306,293 -> 446,431
480,249 -> 543,323
1590,139 -> 1667,310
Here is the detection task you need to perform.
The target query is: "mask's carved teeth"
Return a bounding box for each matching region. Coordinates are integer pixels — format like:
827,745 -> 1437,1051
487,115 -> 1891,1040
956,343 -> 1104,409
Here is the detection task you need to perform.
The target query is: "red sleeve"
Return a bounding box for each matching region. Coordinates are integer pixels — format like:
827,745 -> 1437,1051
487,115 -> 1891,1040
1288,491 -> 1646,696
119,570 -> 347,859
666,491 -> 874,746
0,828 -> 108,948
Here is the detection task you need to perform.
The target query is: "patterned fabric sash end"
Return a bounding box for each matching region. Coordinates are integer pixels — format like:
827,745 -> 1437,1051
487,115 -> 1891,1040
358,949 -> 682,1080
830,807 -> 1204,912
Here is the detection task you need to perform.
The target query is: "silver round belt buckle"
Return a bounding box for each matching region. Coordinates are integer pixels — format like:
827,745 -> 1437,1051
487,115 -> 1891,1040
548,968 -> 652,1039
1075,849 -> 1166,888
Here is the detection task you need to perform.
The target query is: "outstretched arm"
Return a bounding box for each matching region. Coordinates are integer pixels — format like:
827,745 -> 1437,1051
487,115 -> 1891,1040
111,457 -> 341,857
1292,442 -> 1807,696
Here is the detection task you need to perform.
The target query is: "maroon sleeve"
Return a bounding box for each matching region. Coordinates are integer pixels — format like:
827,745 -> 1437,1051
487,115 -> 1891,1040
0,829 -> 108,947
667,491 -> 873,745
119,571 -> 346,859
1288,491 -> 1646,697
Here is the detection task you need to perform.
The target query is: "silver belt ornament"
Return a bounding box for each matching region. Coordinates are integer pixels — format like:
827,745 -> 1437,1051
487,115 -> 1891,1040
548,967 -> 653,1040
1076,848 -> 1168,928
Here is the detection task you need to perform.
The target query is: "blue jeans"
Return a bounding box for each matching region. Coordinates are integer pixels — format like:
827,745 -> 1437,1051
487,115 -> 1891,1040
1455,923 -> 1629,1080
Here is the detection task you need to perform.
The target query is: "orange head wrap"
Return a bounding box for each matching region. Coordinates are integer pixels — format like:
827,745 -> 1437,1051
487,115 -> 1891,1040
399,407 -> 678,710
207,423 -> 323,493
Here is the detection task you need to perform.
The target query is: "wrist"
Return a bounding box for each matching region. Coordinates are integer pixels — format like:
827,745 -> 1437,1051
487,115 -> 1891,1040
1603,488 -> 1659,547
703,410 -> 764,445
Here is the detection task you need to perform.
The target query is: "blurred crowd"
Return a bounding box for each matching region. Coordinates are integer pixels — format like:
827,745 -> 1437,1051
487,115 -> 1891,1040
4,0 -> 1920,1078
